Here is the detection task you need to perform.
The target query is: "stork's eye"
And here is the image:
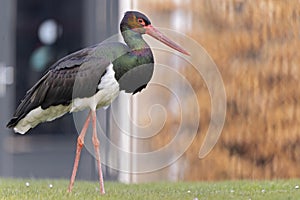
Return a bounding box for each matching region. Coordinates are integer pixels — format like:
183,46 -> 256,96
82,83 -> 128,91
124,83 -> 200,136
137,18 -> 145,25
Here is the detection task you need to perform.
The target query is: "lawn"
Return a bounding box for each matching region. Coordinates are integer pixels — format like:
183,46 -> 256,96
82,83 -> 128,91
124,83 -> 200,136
0,178 -> 299,200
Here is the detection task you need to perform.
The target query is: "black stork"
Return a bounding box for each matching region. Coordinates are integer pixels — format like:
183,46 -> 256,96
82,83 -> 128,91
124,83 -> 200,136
7,11 -> 189,194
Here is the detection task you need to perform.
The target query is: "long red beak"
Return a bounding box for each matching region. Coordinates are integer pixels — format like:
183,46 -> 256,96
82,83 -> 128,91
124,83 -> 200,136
145,25 -> 190,56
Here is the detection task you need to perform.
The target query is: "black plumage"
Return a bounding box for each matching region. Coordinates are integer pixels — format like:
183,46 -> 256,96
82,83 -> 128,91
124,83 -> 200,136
7,45 -> 116,128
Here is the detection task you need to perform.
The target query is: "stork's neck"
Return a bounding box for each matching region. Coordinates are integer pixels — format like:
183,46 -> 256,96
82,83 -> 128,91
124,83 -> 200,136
112,29 -> 154,83
121,30 -> 151,54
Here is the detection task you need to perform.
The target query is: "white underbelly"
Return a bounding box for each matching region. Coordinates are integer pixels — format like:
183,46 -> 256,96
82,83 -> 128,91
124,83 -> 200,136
70,79 -> 119,112
14,64 -> 120,134
70,63 -> 119,112
13,104 -> 72,134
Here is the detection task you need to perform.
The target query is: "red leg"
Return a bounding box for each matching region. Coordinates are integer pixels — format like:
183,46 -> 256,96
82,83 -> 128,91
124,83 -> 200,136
68,111 -> 91,193
91,110 -> 105,194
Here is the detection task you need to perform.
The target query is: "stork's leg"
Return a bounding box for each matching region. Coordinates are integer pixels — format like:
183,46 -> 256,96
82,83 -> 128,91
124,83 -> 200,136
91,110 -> 105,194
68,111 -> 91,193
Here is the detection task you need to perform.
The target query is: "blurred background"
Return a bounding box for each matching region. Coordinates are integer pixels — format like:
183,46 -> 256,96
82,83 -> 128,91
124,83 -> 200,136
1,0 -> 300,183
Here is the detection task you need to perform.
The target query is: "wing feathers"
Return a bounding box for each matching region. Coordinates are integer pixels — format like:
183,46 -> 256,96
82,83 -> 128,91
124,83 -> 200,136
7,46 -> 109,128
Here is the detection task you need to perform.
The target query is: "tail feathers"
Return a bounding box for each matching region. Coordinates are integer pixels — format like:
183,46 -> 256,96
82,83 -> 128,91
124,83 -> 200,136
6,116 -> 29,134
6,98 -> 37,133
6,75 -> 48,133
6,117 -> 19,128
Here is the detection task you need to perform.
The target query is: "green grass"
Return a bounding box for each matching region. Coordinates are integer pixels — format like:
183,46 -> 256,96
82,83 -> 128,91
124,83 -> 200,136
0,178 -> 299,200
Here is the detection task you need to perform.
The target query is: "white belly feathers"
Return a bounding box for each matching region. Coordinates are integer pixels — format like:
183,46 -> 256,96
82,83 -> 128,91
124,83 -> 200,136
14,64 -> 120,134
71,64 -> 120,112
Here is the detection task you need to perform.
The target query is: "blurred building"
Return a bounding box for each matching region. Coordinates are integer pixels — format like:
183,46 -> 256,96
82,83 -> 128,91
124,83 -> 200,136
0,0 -> 121,181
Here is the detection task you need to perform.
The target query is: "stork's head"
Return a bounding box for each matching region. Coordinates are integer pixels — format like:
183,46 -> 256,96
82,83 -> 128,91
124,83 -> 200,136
121,11 -> 190,55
